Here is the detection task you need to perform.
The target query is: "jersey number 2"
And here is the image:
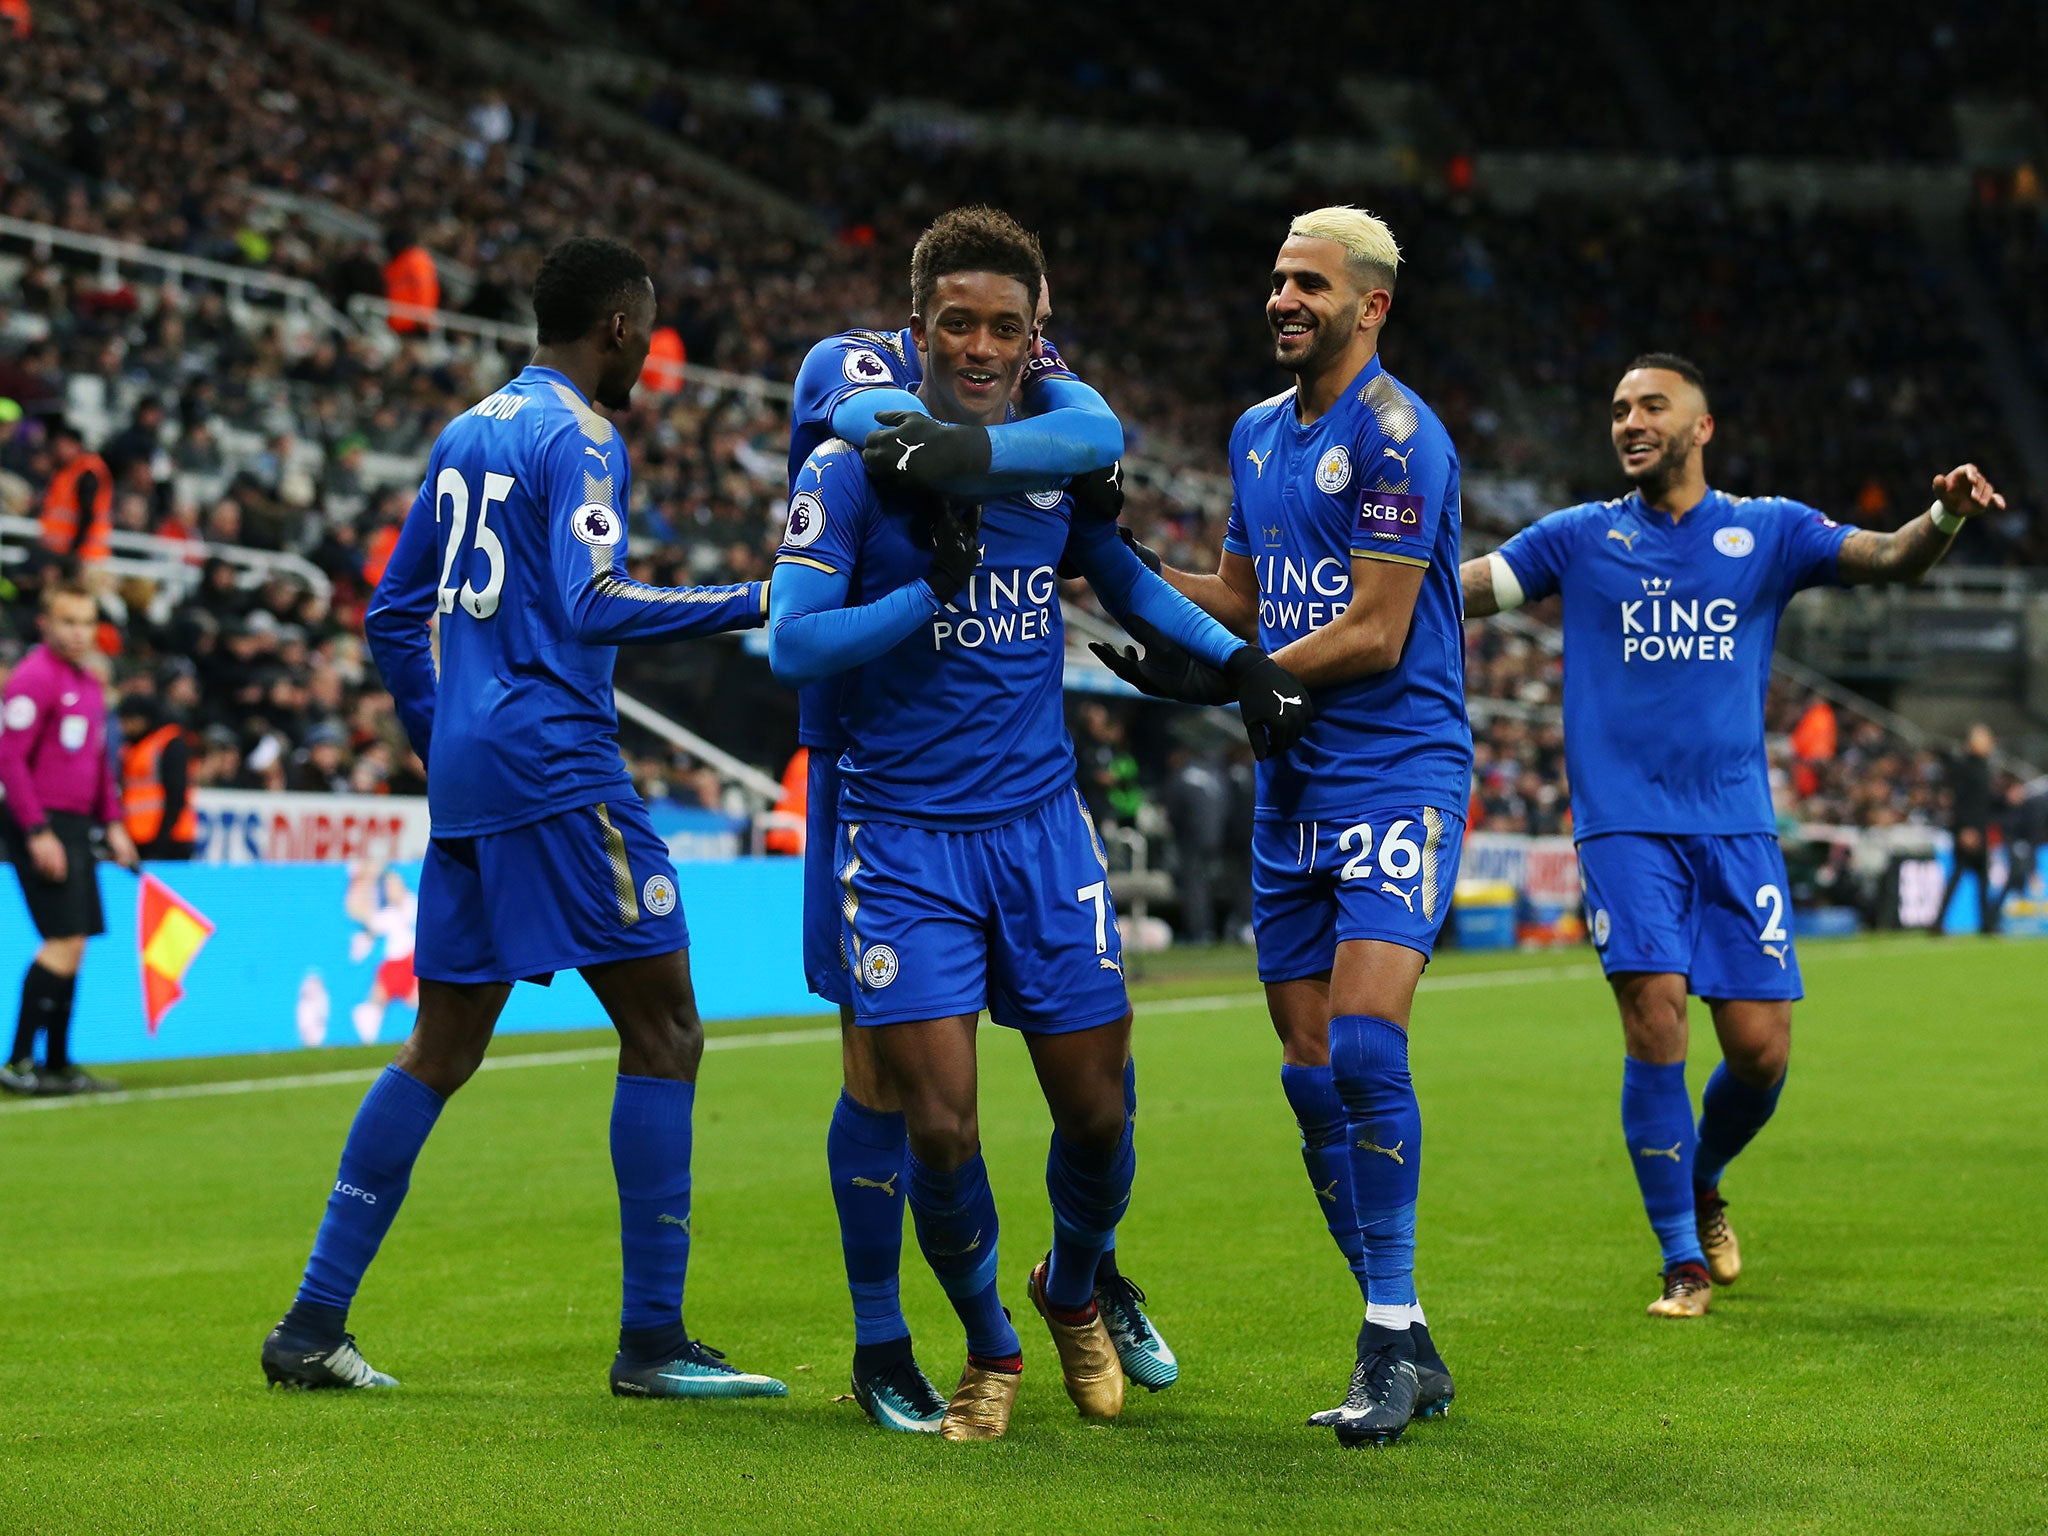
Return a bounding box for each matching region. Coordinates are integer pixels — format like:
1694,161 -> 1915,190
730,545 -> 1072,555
435,467 -> 511,619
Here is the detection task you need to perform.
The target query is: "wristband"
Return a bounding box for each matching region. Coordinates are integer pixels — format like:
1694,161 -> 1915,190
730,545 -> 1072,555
1485,551 -> 1526,612
1931,504 -> 1965,535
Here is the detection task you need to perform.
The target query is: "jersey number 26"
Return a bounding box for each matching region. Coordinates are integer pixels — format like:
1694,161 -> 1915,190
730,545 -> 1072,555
435,467 -> 510,619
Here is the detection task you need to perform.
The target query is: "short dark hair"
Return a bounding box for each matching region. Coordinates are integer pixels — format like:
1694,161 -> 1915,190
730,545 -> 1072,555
532,238 -> 651,345
1628,352 -> 1710,408
908,207 -> 1044,318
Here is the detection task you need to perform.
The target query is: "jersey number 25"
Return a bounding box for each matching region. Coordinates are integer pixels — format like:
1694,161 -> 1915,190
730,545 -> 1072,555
435,467 -> 510,619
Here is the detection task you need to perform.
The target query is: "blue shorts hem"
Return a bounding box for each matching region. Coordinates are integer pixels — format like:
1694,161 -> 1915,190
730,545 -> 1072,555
1594,951 -> 1692,979
990,996 -> 1132,1036
415,932 -> 686,987
851,996 -> 986,1028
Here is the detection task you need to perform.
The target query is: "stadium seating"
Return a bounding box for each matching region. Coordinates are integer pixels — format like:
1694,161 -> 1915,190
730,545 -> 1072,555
0,0 -> 2031,854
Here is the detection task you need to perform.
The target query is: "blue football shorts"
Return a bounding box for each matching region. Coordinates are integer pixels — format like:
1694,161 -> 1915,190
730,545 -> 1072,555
1252,804 -> 1467,983
1577,831 -> 1803,1001
802,750 -> 853,1007
414,796 -> 688,986
836,786 -> 1130,1033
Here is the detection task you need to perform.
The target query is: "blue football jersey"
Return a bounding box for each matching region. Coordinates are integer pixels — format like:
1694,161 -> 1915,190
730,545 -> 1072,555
776,445 -> 1078,829
1222,355 -> 1472,821
366,365 -> 765,838
787,328 -> 921,753
1495,488 -> 1851,837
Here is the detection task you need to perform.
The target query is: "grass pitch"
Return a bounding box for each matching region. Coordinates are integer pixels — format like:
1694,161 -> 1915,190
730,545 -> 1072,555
2,937 -> 2044,1534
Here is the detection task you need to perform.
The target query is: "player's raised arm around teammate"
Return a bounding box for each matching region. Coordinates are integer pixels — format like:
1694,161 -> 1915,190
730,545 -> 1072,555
841,277 -> 1125,495
766,456 -> 981,688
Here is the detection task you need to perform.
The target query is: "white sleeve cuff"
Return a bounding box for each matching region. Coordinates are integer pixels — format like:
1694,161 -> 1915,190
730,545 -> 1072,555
1486,551 -> 1525,612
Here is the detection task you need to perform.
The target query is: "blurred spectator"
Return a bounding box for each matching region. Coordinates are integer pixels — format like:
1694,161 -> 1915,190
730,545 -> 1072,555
39,420 -> 111,565
1932,723 -> 1997,934
117,693 -> 196,861
380,229 -> 440,336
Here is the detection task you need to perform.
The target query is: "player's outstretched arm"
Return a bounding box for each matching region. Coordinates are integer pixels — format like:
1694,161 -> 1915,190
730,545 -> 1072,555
362,483 -> 443,762
768,502 -> 982,688
1836,465 -> 2005,586
859,391 -> 1124,500
1460,553 -> 1506,618
1067,517 -> 1241,671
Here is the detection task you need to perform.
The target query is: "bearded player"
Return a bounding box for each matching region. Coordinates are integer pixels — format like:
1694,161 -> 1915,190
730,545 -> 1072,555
1095,206 -> 1470,1446
1461,353 -> 2004,1317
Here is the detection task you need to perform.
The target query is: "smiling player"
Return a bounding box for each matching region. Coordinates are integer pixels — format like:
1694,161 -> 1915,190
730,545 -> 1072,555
786,280 -> 1182,1428
1462,352 -> 2005,1318
1094,206 -> 1471,1446
771,207 -> 1306,1440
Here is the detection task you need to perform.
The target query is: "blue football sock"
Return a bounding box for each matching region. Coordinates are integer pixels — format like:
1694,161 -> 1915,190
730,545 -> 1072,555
610,1075 -> 695,1342
1280,1062 -> 1370,1303
827,1090 -> 910,1347
1094,1055 -> 1138,1286
1329,1015 -> 1421,1315
1621,1057 -> 1705,1269
1045,1121 -> 1135,1310
294,1064 -> 445,1318
906,1149 -> 1019,1361
1694,1061 -> 1785,1192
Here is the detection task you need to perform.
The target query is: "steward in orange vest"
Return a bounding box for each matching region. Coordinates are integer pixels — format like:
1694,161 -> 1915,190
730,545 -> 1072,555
118,698 -> 197,860
41,421 -> 112,564
381,235 -> 440,335
639,325 -> 686,395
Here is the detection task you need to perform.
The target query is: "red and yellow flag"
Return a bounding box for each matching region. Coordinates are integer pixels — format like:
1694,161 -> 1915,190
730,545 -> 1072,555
137,874 -> 214,1035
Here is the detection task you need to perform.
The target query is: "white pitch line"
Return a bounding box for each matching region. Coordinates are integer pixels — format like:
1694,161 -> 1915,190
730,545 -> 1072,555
0,963 -> 1622,1119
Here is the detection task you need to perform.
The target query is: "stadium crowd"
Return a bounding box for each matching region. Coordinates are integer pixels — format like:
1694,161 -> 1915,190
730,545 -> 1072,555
0,0 -> 2035,856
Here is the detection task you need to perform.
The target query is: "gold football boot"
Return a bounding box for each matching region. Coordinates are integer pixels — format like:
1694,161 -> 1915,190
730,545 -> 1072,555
939,1359 -> 1021,1442
1028,1258 -> 1126,1419
1695,1188 -> 1742,1286
1646,1261 -> 1713,1319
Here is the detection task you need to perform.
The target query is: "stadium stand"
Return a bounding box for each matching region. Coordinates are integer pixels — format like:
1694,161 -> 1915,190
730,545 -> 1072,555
0,0 -> 2040,896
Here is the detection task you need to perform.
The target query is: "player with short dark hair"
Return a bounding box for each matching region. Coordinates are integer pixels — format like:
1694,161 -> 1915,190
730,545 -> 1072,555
771,206 -> 1307,1441
260,237 -> 787,1400
786,234 -> 1179,1431
1095,205 -> 1471,1446
0,584 -> 140,1097
1462,353 -> 2004,1318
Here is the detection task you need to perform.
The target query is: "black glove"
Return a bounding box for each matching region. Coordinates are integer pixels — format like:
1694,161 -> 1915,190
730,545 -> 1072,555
862,411 -> 991,491
920,498 -> 983,605
1089,614 -> 1233,705
1223,645 -> 1314,761
1068,459 -> 1124,525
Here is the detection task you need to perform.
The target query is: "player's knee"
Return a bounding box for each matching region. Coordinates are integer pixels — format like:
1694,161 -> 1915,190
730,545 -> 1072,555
1727,1033 -> 1789,1087
394,1033 -> 485,1097
1619,997 -> 1687,1060
905,1108 -> 979,1170
622,1006 -> 702,1078
1055,1096 -> 1129,1157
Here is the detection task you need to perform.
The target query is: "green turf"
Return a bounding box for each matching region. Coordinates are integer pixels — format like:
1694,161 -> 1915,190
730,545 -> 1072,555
2,936 -> 2043,1534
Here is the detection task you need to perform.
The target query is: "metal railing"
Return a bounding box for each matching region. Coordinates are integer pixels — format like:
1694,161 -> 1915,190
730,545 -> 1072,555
0,215 -> 353,333
0,516 -> 331,599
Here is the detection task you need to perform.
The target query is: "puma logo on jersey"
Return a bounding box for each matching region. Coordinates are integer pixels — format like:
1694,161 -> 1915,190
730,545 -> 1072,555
1314,1179 -> 1339,1205
1607,528 -> 1638,551
1763,943 -> 1788,968
1099,957 -> 1123,975
1638,1143 -> 1681,1162
1380,880 -> 1419,913
584,445 -> 611,467
1381,446 -> 1413,472
1246,448 -> 1272,477
1356,1137 -> 1405,1164
894,438 -> 923,471
852,1174 -> 899,1197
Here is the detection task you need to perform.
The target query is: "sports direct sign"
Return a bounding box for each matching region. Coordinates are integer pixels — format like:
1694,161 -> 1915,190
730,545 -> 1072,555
192,790 -> 431,865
